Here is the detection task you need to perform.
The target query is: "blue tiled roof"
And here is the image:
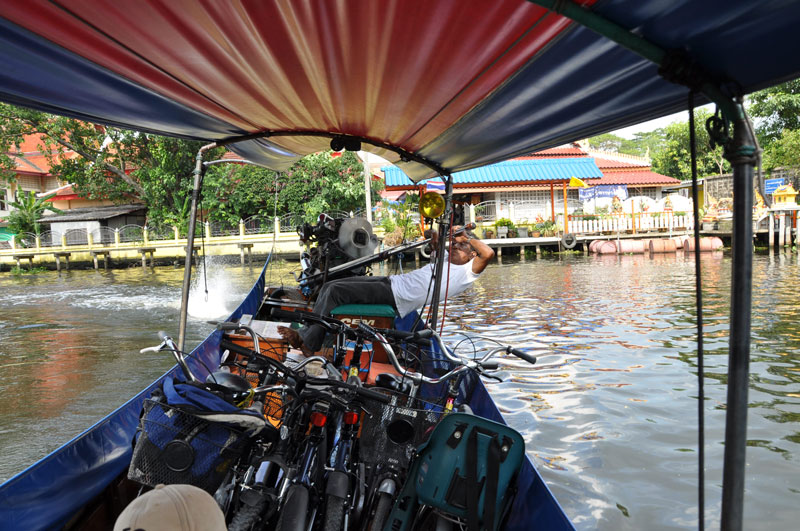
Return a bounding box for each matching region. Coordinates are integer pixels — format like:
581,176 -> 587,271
382,158 -> 603,188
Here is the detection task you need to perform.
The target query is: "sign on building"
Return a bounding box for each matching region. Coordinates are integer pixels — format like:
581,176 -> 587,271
579,185 -> 628,201
765,177 -> 784,195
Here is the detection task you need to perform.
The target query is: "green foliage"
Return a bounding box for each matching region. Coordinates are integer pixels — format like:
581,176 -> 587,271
202,163 -> 280,226
747,79 -> 800,147
10,265 -> 49,276
379,195 -> 421,245
0,102 -> 219,228
7,191 -> 61,235
280,151 -> 380,223
649,109 -> 730,179
494,217 -> 515,229
588,130 -> 664,158
0,103 -> 381,228
762,128 -> 800,173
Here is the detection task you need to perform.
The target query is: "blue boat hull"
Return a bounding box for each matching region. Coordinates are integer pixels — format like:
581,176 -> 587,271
0,263 -> 572,530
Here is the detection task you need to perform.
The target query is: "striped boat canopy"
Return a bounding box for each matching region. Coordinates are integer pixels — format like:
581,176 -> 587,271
1,0 -> 799,183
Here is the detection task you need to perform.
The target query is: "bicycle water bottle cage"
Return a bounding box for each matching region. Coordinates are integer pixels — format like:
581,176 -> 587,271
382,413 -> 524,531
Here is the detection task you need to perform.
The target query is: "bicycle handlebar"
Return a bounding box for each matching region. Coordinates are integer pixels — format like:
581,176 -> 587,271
140,333 -> 199,383
356,325 -> 536,386
507,347 -> 537,365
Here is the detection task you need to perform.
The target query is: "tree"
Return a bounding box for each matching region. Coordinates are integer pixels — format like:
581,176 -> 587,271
202,151 -> 382,225
762,128 -> 800,173
280,151 -> 382,222
0,102 -> 222,229
649,109 -> 730,179
747,79 -> 800,147
6,191 -> 62,236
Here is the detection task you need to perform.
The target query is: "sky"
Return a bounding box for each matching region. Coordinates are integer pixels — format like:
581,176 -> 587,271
610,104 -> 714,138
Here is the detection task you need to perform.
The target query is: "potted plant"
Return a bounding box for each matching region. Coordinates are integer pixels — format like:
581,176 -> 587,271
474,205 -> 486,222
494,217 -> 514,238
484,228 -> 494,238
539,219 -> 556,237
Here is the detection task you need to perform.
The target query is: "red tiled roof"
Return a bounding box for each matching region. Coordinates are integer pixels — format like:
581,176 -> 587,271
516,146 -> 587,159
592,156 -> 643,169
591,171 -> 680,186
9,134 -> 81,175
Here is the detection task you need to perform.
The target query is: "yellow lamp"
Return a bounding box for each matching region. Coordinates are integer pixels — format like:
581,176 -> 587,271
420,191 -> 445,219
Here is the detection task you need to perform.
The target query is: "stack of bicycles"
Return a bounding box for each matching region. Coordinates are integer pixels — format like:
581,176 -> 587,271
127,310 -> 537,531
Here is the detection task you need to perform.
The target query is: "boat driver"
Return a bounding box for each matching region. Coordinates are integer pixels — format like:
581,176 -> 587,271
279,226 -> 494,356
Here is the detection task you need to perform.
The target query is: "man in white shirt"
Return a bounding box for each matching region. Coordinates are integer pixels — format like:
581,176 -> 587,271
279,227 -> 494,355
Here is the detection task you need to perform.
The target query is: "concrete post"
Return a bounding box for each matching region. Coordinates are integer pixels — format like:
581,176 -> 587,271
468,204 -> 475,224
143,226 -> 150,245
204,221 -> 211,239
173,226 -> 180,242
239,219 -> 246,238
10,236 -> 15,250
796,211 -> 800,252
61,233 -> 67,249
509,202 -> 516,224
779,213 -> 785,247
87,232 -> 94,249
35,235 -> 40,249
785,214 -> 792,246
274,217 -> 280,236
768,212 -> 774,250
115,228 -> 121,248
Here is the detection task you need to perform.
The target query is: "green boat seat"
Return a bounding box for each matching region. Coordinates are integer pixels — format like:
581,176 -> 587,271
383,413 -> 525,531
330,304 -> 397,318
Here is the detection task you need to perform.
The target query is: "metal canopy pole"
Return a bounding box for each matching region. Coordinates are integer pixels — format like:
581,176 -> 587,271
177,142 -> 217,353
720,119 -> 757,531
428,175 -> 453,331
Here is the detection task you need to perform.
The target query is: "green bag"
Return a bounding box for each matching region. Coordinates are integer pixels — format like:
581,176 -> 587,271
383,412 -> 525,531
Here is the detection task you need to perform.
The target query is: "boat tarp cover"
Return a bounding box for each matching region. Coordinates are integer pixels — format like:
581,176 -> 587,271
1,1 -> 800,181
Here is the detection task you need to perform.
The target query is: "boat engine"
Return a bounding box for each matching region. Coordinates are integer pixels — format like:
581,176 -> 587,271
297,214 -> 379,294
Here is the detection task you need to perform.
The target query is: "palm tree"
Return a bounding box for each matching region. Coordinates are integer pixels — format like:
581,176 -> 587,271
7,191 -> 62,236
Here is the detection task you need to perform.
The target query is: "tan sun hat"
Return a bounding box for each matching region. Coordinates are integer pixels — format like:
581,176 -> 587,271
113,484 -> 226,531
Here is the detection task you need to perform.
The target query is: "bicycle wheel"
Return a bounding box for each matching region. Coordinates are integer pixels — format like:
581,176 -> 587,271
324,494 -> 346,531
275,484 -> 309,531
228,495 -> 269,531
366,492 -> 393,531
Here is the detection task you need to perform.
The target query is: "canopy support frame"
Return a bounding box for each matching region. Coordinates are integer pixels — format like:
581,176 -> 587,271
218,130 -> 449,180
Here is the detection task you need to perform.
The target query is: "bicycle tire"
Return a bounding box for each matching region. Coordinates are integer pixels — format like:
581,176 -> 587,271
228,495 -> 269,531
275,484 -> 309,531
324,494 -> 346,531
367,492 -> 393,531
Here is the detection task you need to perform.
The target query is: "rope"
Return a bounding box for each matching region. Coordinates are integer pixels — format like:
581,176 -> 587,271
689,91 -> 706,531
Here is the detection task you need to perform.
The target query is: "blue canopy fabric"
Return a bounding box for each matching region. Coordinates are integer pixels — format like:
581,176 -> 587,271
0,1 -> 799,181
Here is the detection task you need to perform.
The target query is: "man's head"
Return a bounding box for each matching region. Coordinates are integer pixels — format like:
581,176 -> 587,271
113,484 -> 226,531
449,240 -> 477,265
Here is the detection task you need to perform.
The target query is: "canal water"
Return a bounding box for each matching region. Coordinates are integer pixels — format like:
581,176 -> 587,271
1,252 -> 798,529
